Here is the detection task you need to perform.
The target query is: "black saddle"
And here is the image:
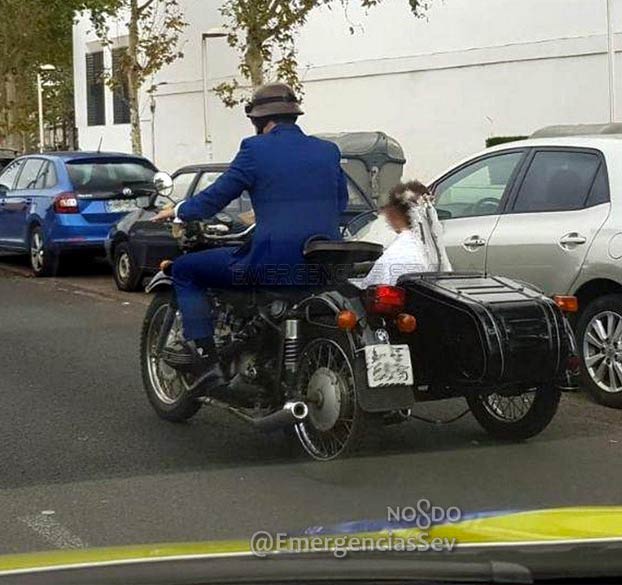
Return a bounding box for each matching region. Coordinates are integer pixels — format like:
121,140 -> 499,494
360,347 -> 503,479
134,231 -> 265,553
302,238 -> 383,266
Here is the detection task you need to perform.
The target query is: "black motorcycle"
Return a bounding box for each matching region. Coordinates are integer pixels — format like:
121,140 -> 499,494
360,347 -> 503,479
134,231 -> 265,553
141,175 -> 577,461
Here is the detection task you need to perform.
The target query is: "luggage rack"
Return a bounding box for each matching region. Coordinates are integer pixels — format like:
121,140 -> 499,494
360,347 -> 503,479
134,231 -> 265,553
401,272 -> 545,306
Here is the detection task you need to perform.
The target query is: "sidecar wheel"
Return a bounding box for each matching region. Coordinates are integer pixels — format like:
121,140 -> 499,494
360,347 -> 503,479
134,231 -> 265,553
467,385 -> 561,441
141,291 -> 202,422
294,333 -> 368,461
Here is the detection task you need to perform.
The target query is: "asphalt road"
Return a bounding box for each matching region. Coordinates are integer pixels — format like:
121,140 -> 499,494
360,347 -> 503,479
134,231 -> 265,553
1,255 -> 622,556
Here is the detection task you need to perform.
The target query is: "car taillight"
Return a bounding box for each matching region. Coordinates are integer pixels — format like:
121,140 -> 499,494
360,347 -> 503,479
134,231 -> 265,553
365,285 -> 406,315
53,192 -> 79,214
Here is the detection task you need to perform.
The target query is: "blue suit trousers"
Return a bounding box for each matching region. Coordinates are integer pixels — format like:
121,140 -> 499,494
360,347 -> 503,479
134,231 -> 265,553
172,248 -> 239,341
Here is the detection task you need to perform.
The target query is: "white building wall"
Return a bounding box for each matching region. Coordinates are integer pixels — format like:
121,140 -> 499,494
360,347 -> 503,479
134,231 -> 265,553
74,0 -> 622,179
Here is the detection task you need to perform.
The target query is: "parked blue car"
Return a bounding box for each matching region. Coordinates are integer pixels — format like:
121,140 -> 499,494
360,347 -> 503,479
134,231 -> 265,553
0,152 -> 157,276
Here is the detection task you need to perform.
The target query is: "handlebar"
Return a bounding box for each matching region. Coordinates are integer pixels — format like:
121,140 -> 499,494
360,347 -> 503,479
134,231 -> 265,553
170,218 -> 255,247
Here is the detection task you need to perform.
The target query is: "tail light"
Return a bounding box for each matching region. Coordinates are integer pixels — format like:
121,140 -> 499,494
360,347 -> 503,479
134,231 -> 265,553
553,295 -> 578,313
53,192 -> 79,214
364,285 -> 406,316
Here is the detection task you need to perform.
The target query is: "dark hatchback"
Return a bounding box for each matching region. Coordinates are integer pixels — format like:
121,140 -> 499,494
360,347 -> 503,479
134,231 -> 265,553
106,163 -> 376,291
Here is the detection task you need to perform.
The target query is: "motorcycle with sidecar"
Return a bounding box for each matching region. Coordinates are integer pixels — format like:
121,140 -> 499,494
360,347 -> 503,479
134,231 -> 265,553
140,173 -> 577,461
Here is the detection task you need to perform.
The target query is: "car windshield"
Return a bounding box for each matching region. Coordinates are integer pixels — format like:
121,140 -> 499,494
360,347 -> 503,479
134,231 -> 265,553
67,160 -> 156,193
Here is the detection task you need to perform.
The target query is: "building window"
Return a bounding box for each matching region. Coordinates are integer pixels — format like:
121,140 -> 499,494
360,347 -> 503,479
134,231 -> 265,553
112,48 -> 131,125
86,51 -> 105,126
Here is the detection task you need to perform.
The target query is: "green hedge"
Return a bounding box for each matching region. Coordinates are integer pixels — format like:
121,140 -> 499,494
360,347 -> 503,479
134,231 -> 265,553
486,135 -> 529,148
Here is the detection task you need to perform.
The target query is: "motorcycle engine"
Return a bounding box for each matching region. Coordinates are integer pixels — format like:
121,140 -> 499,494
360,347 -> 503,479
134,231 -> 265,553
213,302 -> 274,385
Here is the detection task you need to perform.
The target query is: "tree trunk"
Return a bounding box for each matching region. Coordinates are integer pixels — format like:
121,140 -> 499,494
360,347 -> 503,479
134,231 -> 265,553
127,0 -> 142,155
245,34 -> 264,88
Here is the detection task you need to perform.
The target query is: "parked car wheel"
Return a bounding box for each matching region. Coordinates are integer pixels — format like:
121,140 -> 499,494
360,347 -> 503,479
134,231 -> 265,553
576,294 -> 622,408
29,226 -> 59,277
113,242 -> 143,292
467,385 -> 561,441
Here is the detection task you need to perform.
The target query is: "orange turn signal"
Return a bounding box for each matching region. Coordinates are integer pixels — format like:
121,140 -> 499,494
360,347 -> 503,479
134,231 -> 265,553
336,310 -> 358,331
553,295 -> 579,313
160,259 -> 173,272
395,313 -> 418,333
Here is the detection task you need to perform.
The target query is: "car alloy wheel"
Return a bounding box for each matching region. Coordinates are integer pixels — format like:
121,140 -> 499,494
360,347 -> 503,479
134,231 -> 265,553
583,310 -> 622,394
30,230 -> 45,273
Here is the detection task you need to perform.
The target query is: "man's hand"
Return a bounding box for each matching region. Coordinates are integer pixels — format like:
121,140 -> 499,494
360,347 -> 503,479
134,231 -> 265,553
151,206 -> 175,223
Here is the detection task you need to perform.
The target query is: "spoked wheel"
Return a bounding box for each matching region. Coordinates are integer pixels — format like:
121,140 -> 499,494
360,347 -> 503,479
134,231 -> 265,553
140,291 -> 201,422
295,334 -> 367,461
467,385 -> 561,441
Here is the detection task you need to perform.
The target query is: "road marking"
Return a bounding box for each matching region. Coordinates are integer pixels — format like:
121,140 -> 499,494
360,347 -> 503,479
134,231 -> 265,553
19,513 -> 88,550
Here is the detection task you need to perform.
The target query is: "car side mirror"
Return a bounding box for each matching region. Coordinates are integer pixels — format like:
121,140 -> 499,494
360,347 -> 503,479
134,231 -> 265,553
436,208 -> 452,220
0,185 -> 7,197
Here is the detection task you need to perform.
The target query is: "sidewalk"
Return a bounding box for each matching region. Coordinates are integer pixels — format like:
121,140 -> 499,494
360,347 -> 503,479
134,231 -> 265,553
0,253 -> 150,307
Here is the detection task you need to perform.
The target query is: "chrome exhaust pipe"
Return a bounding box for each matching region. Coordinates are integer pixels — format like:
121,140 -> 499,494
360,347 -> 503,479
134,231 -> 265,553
200,398 -> 308,432
253,401 -> 308,432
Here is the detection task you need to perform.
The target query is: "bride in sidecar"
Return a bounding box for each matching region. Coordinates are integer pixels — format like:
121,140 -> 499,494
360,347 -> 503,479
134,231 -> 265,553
353,179 -> 452,288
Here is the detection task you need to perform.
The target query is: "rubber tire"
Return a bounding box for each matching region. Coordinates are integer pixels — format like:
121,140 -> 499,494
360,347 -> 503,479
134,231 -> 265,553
29,225 -> 59,277
467,385 -> 561,441
140,291 -> 202,422
113,241 -> 143,292
293,328 -> 372,461
576,293 -> 622,408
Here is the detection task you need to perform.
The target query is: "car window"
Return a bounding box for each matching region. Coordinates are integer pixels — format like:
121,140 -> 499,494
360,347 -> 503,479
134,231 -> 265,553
347,179 -> 368,209
192,171 -> 223,195
34,161 -> 58,190
435,151 -> 524,219
0,159 -> 24,190
586,163 -> 610,207
67,160 -> 156,193
165,171 -> 197,205
15,158 -> 45,190
512,151 -> 602,213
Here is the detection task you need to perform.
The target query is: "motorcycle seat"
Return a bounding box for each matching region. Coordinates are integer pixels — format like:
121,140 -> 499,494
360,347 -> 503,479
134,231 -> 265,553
302,239 -> 383,266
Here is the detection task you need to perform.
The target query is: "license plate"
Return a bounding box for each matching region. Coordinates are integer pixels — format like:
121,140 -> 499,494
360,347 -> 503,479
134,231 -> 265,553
364,344 -> 414,388
106,199 -> 137,213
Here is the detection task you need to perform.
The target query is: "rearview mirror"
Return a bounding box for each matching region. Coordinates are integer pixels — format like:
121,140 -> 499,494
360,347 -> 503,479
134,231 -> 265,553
153,172 -> 173,197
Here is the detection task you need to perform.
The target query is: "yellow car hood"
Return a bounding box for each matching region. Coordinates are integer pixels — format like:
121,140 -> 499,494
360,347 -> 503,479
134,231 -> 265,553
1,506 -> 621,574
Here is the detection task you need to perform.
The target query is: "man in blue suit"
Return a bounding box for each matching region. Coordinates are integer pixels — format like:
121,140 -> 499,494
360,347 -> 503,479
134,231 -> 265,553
153,82 -> 348,370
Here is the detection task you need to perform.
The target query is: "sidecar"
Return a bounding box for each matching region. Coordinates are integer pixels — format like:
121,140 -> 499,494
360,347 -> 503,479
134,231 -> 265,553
391,272 -> 577,397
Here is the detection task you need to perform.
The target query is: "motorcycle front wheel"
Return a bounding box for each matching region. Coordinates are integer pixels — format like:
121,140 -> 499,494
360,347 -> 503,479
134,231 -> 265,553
466,385 -> 561,441
140,290 -> 202,422
294,331 -> 370,461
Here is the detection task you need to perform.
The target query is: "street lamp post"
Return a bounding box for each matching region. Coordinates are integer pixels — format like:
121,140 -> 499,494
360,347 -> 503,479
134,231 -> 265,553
37,64 -> 56,152
202,28 -> 228,144
149,81 -> 168,164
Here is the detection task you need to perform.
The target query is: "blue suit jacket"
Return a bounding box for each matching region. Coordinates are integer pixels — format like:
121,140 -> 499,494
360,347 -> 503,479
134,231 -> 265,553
177,124 -> 348,269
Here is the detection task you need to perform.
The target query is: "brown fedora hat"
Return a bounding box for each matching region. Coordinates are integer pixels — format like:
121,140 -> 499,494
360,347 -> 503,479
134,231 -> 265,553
245,82 -> 304,118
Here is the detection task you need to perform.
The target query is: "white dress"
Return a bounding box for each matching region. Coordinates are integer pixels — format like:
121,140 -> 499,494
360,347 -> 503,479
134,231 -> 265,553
357,230 -> 430,288
353,201 -> 453,288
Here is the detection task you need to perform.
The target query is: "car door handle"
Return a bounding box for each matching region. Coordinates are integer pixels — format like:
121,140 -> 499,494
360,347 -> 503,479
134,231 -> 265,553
559,232 -> 587,247
463,235 -> 486,250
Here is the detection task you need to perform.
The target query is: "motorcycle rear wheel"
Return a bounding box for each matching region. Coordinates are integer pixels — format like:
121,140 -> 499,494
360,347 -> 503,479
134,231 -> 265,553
141,291 -> 202,422
294,331 -> 369,461
466,385 -> 561,441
